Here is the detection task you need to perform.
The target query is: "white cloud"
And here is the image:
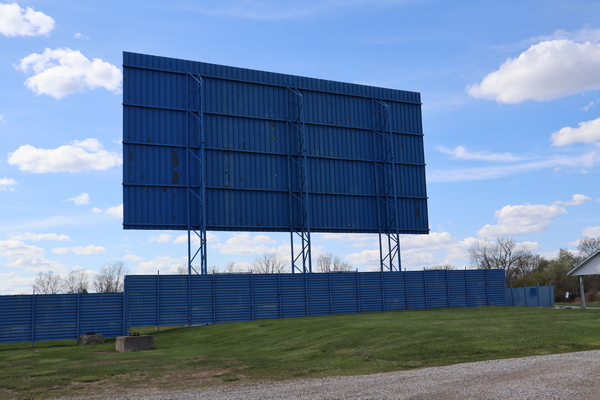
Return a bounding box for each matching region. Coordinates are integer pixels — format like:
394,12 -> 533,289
8,232 -> 70,241
92,207 -> 102,213
583,99 -> 600,111
428,150 -> 600,182
212,232 -> 279,255
551,117 -> 600,146
0,2 -> 55,37
16,47 -> 122,99
8,138 -> 121,173
66,192 -> 90,205
553,194 -> 592,206
468,40 -> 600,104
150,234 -> 172,243
71,245 -> 105,255
0,115 -> 5,124
51,247 -> 68,254
0,239 -> 63,272
0,177 -> 18,191
74,32 -> 89,40
437,146 -> 525,162
105,204 -> 123,218
124,253 -> 142,262
477,204 -> 567,238
582,226 -> 600,238
135,255 -> 185,274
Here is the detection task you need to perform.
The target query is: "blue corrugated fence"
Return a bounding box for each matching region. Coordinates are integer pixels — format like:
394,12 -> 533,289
505,285 -> 554,307
1,270 -> 507,345
125,270 -> 506,327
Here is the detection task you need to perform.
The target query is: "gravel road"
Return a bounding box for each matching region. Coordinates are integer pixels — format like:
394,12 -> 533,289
105,350 -> 600,399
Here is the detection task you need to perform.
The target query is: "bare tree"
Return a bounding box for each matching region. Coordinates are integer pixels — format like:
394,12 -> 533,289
315,253 -> 353,272
94,261 -> 128,293
176,265 -> 188,275
252,253 -> 288,274
32,271 -> 64,294
64,270 -> 89,294
469,238 -> 535,284
578,237 -> 600,259
425,264 -> 457,270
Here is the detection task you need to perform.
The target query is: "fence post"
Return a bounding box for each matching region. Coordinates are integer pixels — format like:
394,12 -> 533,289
76,290 -> 81,339
356,270 -> 361,313
122,277 -> 128,336
30,290 -> 35,347
329,272 -> 333,315
423,270 -> 428,309
381,270 -> 386,312
157,271 -> 160,332
524,284 -> 528,307
404,269 -> 409,309
536,283 -> 540,307
250,271 -> 254,321
464,269 -> 470,307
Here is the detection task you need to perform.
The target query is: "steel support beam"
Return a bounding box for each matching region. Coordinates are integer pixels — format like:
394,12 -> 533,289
186,72 -> 207,275
287,87 -> 312,273
372,99 -> 401,272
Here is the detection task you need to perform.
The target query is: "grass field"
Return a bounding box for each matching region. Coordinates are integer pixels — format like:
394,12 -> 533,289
1,306 -> 600,399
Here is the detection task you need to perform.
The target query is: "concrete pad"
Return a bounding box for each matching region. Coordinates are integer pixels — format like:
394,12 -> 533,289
116,335 -> 154,352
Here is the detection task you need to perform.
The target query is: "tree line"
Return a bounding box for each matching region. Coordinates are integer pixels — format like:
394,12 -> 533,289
32,261 -> 128,294
469,237 -> 600,302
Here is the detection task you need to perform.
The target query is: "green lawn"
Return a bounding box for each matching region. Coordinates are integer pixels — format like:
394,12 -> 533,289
1,306 -> 599,399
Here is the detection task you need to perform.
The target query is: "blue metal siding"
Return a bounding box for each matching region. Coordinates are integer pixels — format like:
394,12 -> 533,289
0,293 -> 124,345
0,270 -> 507,344
506,285 -> 555,307
123,52 -> 428,234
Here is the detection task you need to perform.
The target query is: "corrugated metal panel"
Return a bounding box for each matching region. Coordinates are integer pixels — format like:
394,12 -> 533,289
123,52 -> 428,234
0,270 -> 507,344
0,293 -> 124,345
506,285 -> 554,307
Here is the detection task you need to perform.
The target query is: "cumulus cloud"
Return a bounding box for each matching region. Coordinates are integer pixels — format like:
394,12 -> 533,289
551,117 -> 600,146
51,247 -> 68,254
0,2 -> 55,37
65,192 -> 90,205
437,146 -> 525,162
468,40 -> 600,104
71,245 -> 105,255
8,138 -> 121,173
124,253 -> 142,262
0,177 -> 18,191
553,194 -> 592,206
16,48 -> 121,99
8,232 -> 70,241
0,239 -> 63,272
477,204 -> 567,238
150,234 -> 172,243
105,204 -> 123,218
581,226 -> 600,238
212,232 -> 279,255
135,255 -> 186,274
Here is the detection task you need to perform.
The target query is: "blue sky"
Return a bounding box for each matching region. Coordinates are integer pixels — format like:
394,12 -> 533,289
2,0 -> 600,294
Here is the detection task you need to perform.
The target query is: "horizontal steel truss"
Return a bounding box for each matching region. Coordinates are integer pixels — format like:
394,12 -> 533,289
372,99 -> 401,272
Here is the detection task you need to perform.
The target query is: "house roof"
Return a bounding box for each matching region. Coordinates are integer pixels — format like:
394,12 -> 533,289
568,250 -> 600,276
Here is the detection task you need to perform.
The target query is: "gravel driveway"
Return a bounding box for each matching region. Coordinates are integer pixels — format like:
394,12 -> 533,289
107,350 -> 600,399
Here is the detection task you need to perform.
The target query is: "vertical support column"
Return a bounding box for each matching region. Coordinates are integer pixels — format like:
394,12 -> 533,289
372,99 -> 401,272
122,277 -> 128,336
286,87 -> 311,273
580,276 -> 586,309
186,72 -> 207,275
